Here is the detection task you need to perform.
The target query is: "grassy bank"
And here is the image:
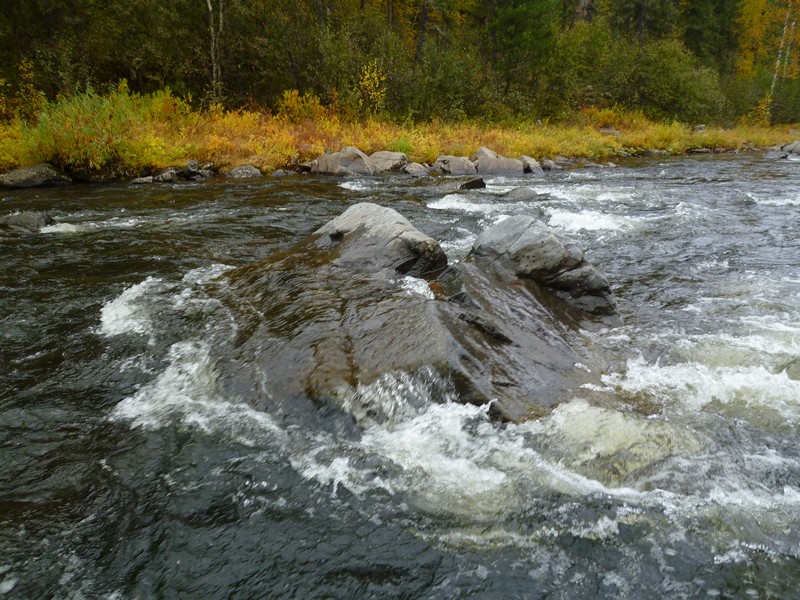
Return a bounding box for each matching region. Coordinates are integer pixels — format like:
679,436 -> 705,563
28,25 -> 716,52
0,86 -> 796,178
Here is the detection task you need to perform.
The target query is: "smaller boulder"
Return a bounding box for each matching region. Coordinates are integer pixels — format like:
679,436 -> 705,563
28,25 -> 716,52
765,151 -> 790,159
471,215 -> 618,318
314,202 -> 447,278
0,164 -> 71,189
470,147 -> 525,175
541,159 -> 563,171
227,164 -> 263,179
520,156 -> 543,174
783,358 -> 800,381
153,168 -> 178,183
370,151 -> 409,172
0,211 -> 54,234
459,178 -> 486,190
505,187 -> 549,202
130,176 -> 154,185
781,141 -> 800,154
402,162 -> 429,178
432,155 -> 477,176
313,147 -> 377,176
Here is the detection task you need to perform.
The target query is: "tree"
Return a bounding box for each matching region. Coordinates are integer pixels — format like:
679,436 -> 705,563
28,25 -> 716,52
604,0 -> 677,42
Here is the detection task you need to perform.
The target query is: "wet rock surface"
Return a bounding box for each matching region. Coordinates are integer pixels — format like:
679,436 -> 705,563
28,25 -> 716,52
0,164 -> 71,189
0,211 -> 55,234
220,203 -> 613,422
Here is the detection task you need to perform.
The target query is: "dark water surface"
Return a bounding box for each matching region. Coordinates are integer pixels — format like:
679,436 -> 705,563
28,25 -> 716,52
2,155 -> 800,598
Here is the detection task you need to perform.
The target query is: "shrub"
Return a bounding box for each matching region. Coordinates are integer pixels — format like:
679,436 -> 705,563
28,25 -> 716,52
22,82 -> 191,175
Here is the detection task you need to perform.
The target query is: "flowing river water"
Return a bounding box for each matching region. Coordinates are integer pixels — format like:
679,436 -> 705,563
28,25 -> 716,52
2,155 -> 800,598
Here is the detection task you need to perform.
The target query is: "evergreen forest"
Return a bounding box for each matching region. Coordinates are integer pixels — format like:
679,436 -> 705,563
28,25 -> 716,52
2,0 -> 800,125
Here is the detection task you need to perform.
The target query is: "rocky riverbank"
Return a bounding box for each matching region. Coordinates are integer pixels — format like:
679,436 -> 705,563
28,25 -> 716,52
3,139 -> 798,190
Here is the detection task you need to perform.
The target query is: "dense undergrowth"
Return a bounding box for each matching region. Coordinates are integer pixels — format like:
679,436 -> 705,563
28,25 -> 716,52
0,84 -> 795,177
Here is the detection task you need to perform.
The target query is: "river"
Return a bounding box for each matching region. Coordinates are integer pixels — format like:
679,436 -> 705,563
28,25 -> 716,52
2,154 -> 799,598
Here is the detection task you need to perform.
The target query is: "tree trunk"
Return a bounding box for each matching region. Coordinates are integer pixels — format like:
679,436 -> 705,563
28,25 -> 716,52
205,0 -> 224,101
772,6 -> 794,96
415,1 -> 429,64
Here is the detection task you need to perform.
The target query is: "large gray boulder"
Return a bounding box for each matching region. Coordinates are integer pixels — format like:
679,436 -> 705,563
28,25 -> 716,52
0,164 -> 71,189
432,155 -> 477,176
370,151 -> 409,173
0,211 -> 54,234
470,147 -> 525,176
313,146 -> 378,176
217,203 -> 613,424
471,215 -> 619,319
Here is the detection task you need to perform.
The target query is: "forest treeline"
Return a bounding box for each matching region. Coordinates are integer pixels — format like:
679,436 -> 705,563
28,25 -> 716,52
1,0 -> 800,124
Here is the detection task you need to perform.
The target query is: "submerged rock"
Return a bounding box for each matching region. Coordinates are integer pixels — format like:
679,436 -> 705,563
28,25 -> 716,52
0,164 -> 71,189
219,203 -> 617,424
0,211 -> 55,234
459,178 -> 486,190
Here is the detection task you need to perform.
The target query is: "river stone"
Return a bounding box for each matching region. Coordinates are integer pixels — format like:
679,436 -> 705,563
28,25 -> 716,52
505,187 -> 549,203
520,156 -> 543,173
403,162 -> 429,177
154,168 -> 178,183
432,155 -> 477,176
0,211 -> 54,234
314,203 -> 447,278
221,203 -> 610,424
313,147 -> 378,176
471,215 -> 619,318
541,159 -> 563,171
370,151 -> 409,172
0,164 -> 71,189
227,164 -> 262,178
783,359 -> 800,380
781,141 -> 800,154
459,178 -> 486,190
130,176 -> 154,185
470,147 -> 525,176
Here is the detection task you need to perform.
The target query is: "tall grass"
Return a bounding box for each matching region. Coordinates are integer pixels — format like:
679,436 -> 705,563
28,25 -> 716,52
1,86 -> 796,177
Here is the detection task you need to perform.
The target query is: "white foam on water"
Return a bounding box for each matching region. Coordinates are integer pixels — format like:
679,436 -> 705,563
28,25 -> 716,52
545,208 -> 640,232
40,216 -> 142,234
110,341 -> 285,446
181,263 -> 235,285
100,277 -> 164,338
428,194 -> 503,214
603,355 -> 800,420
398,275 -> 434,300
439,227 -> 477,258
339,179 -> 373,192
754,195 -> 800,207
40,222 -> 81,234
